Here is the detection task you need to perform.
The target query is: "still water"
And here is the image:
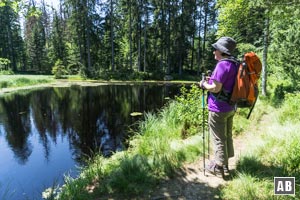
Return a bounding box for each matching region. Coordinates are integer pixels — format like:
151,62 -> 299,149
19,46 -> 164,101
0,83 -> 182,200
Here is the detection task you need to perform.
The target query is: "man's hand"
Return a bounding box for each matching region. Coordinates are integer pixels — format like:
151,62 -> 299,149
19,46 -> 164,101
199,80 -> 206,89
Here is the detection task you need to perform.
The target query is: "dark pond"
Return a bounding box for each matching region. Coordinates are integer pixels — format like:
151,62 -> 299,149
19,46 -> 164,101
0,83 -> 183,200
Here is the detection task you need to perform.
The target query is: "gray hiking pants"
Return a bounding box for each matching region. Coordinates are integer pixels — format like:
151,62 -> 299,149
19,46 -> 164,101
208,110 -> 235,166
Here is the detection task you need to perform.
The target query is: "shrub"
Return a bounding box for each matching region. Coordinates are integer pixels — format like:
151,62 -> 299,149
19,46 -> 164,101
52,59 -> 68,79
175,84 -> 205,136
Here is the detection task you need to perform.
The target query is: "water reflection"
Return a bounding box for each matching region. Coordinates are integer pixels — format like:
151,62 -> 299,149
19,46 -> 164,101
0,83 -> 181,199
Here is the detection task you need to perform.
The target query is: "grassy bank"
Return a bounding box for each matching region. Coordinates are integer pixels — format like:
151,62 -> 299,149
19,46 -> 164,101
221,93 -> 300,199
0,75 -> 53,89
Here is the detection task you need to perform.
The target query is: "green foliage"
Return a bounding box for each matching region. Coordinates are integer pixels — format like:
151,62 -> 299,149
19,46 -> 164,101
52,59 -> 68,79
270,83 -> 295,107
175,84 -> 205,136
284,137 -> 300,174
0,58 -> 11,70
269,16 -> 300,85
216,0 -> 265,46
0,2 -> 23,72
237,43 -> 259,58
2,0 -> 220,77
216,0 -> 300,97
67,62 -> 82,75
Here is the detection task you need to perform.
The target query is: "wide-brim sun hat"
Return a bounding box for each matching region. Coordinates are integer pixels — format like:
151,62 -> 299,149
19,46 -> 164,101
212,36 -> 236,55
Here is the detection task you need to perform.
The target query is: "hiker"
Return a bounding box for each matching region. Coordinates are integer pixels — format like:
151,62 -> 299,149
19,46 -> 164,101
199,36 -> 238,177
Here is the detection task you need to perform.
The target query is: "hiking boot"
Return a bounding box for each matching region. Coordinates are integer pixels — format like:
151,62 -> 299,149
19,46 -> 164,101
205,161 -> 224,178
223,165 -> 230,176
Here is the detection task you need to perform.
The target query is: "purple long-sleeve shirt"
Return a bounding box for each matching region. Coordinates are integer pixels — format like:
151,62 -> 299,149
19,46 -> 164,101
207,60 -> 238,112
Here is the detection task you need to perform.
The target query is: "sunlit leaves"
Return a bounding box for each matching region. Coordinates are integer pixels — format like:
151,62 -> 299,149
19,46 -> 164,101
269,6 -> 300,84
216,0 -> 264,45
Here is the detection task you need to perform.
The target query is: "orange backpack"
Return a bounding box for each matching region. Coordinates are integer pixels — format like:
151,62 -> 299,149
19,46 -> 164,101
229,52 -> 262,118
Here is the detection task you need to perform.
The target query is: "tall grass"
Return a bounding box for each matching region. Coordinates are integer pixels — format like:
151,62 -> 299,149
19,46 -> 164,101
0,75 -> 53,89
221,93 -> 300,199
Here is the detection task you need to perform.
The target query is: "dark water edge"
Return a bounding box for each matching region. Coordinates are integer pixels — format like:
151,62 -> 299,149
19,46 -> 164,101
0,83 -> 185,200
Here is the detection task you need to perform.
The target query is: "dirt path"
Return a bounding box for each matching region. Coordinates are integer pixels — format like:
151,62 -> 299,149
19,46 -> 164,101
144,111 -> 271,200
145,137 -> 245,200
146,112 -> 270,200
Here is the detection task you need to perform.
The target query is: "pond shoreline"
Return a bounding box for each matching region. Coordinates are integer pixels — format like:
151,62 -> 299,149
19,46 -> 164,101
0,79 -> 195,96
0,82 -> 184,200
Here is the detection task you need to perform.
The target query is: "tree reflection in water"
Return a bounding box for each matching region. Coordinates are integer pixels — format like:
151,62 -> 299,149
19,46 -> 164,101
0,83 -> 182,199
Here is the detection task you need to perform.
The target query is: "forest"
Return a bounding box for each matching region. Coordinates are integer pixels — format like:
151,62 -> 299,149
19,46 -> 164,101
1,0 -> 300,92
1,0 -> 300,199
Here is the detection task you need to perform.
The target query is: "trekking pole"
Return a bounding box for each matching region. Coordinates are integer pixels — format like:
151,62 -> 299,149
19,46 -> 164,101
201,73 -> 206,175
206,70 -> 212,161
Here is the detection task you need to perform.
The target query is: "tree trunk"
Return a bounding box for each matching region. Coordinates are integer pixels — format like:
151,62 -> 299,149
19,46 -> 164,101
129,0 -> 133,69
202,1 -> 208,73
143,2 -> 148,72
160,1 -> 165,71
110,0 -> 115,71
262,11 -> 269,96
178,1 -> 184,76
86,0 -> 92,75
166,0 -> 171,75
197,1 -> 203,76
137,0 -> 141,71
190,0 -> 197,71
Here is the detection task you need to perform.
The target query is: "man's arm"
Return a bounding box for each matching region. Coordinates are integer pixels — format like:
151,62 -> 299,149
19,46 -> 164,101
200,80 -> 222,93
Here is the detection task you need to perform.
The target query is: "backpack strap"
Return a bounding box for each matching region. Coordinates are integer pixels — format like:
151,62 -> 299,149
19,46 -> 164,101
209,57 -> 239,103
220,56 -> 240,65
